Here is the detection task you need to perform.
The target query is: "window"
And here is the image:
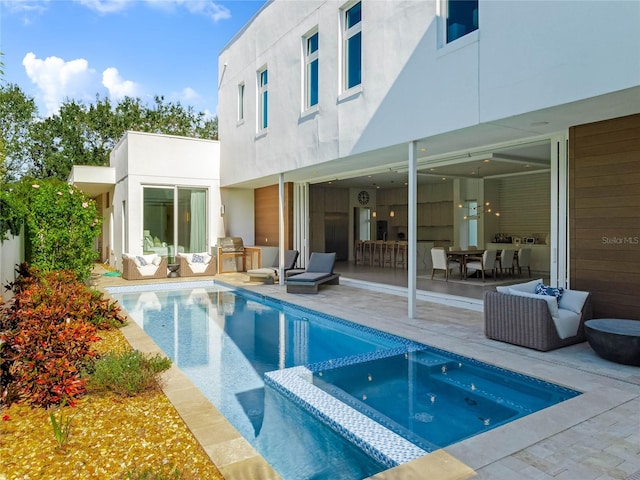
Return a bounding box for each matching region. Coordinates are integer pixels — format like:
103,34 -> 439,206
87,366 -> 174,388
258,68 -> 268,131
343,2 -> 361,91
446,0 -> 478,43
304,31 -> 319,109
143,186 -> 208,260
237,82 -> 245,123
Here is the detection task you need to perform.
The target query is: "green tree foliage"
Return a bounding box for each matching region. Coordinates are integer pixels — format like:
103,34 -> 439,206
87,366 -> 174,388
0,84 -> 39,182
0,84 -> 218,182
19,178 -> 101,280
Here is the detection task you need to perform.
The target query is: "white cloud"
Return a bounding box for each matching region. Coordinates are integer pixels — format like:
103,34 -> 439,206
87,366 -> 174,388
73,0 -> 231,21
179,87 -> 201,102
0,0 -> 49,14
22,52 -> 99,116
102,67 -> 141,100
75,0 -> 129,14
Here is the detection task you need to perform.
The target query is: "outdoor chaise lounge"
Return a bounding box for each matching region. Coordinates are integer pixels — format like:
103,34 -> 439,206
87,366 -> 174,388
122,253 -> 167,280
246,249 -> 299,283
484,279 -> 592,351
177,252 -> 217,277
286,252 -> 340,294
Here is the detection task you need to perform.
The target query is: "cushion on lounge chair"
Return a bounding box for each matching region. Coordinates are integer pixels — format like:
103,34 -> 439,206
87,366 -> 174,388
286,272 -> 332,283
305,252 -> 336,273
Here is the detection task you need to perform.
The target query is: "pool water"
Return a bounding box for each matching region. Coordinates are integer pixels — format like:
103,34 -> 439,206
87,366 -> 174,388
109,282 -> 580,480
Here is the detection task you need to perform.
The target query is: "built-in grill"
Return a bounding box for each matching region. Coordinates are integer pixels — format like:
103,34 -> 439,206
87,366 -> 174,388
217,237 -> 244,253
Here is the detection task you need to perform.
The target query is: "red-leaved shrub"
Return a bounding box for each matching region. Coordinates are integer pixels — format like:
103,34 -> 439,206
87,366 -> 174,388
0,268 -> 124,407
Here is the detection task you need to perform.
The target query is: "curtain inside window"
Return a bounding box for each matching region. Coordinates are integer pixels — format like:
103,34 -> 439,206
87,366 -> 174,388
189,189 -> 206,252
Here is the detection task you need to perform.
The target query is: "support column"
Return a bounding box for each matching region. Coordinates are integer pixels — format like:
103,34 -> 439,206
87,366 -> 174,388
408,141 -> 417,318
278,173 -> 285,285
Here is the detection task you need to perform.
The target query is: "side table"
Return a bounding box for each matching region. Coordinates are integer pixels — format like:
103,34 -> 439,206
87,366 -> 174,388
167,263 -> 180,278
585,319 -> 640,366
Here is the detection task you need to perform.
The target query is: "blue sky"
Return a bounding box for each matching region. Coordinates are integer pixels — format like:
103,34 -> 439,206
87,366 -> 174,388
1,0 -> 266,117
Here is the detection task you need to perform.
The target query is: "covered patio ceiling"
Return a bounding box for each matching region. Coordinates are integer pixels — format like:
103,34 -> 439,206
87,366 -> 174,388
225,85 -> 640,190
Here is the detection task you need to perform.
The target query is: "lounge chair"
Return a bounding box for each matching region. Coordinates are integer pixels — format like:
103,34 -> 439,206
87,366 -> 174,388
286,252 -> 340,294
247,249 -> 299,283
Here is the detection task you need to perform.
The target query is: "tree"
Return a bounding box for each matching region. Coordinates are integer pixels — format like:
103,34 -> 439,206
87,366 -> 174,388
0,84 -> 39,182
0,84 -> 219,181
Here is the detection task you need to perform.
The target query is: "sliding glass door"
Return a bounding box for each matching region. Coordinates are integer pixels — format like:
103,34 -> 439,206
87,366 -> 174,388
143,186 -> 207,259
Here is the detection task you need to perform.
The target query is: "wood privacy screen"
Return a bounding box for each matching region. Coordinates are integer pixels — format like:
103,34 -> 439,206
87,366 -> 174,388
254,183 -> 294,248
569,113 -> 640,319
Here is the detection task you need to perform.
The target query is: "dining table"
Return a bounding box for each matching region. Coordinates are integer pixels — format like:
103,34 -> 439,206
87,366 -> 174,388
446,249 -> 485,279
447,249 -> 507,279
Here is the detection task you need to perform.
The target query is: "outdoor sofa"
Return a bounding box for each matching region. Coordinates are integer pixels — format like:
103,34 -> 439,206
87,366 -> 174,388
122,253 -> 167,280
484,278 -> 592,351
177,252 -> 217,277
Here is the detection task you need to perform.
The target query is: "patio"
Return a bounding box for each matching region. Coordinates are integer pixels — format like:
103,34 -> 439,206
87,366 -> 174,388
97,266 -> 640,480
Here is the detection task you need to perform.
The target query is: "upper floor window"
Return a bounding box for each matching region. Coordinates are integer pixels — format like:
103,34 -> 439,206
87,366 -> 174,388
446,0 -> 478,43
258,68 -> 268,131
304,30 -> 319,109
343,2 -> 361,91
237,82 -> 245,123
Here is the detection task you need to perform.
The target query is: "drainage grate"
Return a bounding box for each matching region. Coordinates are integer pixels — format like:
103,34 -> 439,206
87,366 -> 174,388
627,471 -> 640,480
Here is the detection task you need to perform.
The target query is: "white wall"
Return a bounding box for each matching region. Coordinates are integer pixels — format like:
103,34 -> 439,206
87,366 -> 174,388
220,188 -> 255,246
111,131 -> 222,269
0,233 -> 24,300
218,0 -> 640,187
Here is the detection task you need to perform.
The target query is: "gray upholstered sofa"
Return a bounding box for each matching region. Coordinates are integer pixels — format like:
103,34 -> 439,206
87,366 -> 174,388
484,279 -> 592,351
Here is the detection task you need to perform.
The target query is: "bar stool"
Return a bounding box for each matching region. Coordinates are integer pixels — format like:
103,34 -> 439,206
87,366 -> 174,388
383,240 -> 396,267
354,240 -> 364,264
362,240 -> 373,265
395,241 -> 408,269
372,240 -> 385,266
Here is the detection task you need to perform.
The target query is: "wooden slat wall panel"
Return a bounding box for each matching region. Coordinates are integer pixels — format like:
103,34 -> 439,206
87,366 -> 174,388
569,113 -> 640,319
254,183 -> 294,248
495,173 -> 550,238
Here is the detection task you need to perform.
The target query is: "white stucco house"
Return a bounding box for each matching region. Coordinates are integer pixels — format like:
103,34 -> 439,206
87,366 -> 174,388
70,131 -> 229,271
215,0 -> 640,317
64,0 -> 639,318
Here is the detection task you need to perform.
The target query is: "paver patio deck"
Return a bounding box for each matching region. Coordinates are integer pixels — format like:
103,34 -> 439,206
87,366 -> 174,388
95,265 -> 640,480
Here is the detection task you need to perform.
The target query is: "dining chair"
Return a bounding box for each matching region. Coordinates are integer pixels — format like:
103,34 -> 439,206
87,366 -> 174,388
465,249 -> 497,281
498,249 -> 516,277
431,247 -> 460,281
515,248 -> 532,277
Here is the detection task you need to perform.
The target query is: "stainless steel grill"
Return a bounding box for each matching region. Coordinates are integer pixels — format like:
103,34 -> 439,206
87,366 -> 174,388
217,237 -> 244,253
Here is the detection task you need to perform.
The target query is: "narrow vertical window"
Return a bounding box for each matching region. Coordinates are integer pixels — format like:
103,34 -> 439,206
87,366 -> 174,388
305,30 -> 319,109
343,2 -> 362,91
237,82 -> 245,123
446,0 -> 478,43
258,68 -> 268,131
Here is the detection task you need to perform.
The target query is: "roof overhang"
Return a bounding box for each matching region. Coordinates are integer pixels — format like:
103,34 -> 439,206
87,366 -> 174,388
68,165 -> 116,197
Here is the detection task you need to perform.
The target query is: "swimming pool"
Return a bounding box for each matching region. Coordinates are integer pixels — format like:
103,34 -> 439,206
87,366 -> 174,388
108,282 -> 580,479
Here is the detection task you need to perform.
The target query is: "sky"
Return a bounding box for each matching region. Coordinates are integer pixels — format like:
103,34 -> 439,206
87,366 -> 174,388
0,0 -> 267,117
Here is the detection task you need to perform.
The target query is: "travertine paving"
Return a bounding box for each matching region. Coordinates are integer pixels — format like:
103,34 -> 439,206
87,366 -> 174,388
96,267 -> 640,480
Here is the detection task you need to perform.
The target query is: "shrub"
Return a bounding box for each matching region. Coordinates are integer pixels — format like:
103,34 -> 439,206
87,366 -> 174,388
0,269 -> 124,407
2,314 -> 99,407
21,178 -> 101,281
85,350 -> 172,397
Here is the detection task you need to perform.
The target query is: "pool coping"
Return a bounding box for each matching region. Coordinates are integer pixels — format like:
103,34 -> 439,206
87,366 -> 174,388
102,277 -> 640,480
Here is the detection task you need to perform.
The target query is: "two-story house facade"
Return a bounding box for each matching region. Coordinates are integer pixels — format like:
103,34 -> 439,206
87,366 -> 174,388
218,0 -> 640,318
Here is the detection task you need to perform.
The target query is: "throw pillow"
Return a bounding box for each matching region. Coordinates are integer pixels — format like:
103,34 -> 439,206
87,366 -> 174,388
192,253 -> 205,264
535,283 -> 564,300
136,255 -> 148,266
